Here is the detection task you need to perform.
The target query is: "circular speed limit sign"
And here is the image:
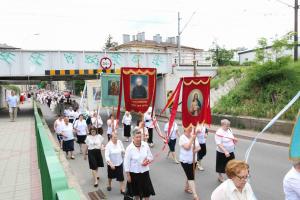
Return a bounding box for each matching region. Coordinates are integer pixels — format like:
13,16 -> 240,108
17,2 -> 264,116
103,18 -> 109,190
99,57 -> 112,70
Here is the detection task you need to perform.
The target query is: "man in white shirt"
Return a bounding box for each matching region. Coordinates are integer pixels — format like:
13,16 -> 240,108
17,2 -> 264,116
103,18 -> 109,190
6,91 -> 19,122
283,161 -> 300,200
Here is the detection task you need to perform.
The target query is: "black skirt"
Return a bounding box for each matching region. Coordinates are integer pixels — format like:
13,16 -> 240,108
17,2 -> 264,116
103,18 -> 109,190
168,138 -> 176,152
107,163 -> 124,181
76,135 -> 87,144
63,139 -> 74,152
130,171 -> 155,198
216,151 -> 235,173
197,143 -> 207,160
124,124 -> 131,137
88,149 -> 104,170
181,162 -> 194,180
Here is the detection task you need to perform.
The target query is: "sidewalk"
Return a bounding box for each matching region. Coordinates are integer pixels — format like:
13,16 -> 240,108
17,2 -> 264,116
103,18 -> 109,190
0,101 -> 41,200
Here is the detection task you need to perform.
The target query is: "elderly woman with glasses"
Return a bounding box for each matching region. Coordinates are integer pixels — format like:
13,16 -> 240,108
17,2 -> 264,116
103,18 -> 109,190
211,159 -> 256,200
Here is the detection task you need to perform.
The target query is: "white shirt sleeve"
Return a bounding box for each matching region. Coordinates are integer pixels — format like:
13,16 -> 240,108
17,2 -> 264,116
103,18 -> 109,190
124,146 -> 131,172
211,183 -> 226,200
215,129 -> 223,145
104,142 -> 111,162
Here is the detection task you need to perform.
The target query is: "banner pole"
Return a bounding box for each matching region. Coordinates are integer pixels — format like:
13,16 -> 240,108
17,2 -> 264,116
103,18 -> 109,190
192,59 -> 197,178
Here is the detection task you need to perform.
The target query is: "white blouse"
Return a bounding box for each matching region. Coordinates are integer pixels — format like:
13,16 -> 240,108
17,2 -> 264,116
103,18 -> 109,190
164,122 -> 178,140
54,119 -> 64,134
144,113 -> 153,128
105,140 -> 125,166
85,134 -> 104,150
211,179 -> 256,200
179,134 -> 200,164
124,141 -> 153,173
91,116 -> 103,128
74,119 -> 88,136
107,119 -> 117,134
215,128 -> 235,153
122,115 -> 132,126
196,125 -> 207,144
61,123 -> 74,141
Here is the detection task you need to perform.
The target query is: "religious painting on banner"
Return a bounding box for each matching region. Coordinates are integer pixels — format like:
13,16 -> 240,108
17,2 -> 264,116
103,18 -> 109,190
101,74 -> 121,107
117,67 -> 156,116
182,77 -> 211,128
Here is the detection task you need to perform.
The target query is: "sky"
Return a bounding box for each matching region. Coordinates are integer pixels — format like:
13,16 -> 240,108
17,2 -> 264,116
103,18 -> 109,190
0,0 -> 296,51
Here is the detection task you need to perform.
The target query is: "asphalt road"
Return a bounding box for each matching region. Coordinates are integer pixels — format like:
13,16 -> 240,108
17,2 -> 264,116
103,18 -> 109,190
41,104 -> 291,200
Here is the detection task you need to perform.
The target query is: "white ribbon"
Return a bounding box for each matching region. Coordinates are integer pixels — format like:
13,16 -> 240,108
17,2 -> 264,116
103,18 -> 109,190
245,91 -> 300,162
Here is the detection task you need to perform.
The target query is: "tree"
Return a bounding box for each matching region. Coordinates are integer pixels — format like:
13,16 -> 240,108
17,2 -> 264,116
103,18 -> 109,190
209,43 -> 234,66
255,32 -> 296,63
103,34 -> 118,50
74,80 -> 85,96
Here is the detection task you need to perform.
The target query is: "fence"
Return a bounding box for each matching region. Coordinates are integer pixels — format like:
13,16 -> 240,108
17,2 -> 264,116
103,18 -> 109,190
34,102 -> 80,200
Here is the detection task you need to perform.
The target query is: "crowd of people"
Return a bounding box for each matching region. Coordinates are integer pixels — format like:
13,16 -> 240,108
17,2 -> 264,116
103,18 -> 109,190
50,104 -> 256,199
3,88 -> 299,199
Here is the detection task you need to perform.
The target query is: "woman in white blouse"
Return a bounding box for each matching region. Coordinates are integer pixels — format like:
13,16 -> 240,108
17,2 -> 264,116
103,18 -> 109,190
124,129 -> 155,200
107,114 -> 117,141
84,127 -> 105,187
91,112 -> 103,135
73,114 -> 88,154
144,107 -> 154,147
122,111 -> 132,142
179,126 -> 201,200
164,120 -> 180,164
105,133 -> 126,193
61,116 -> 75,159
215,119 -> 237,182
211,160 -> 256,200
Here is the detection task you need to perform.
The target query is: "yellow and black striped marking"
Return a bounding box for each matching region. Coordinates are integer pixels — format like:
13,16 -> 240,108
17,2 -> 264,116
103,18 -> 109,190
45,69 -> 121,76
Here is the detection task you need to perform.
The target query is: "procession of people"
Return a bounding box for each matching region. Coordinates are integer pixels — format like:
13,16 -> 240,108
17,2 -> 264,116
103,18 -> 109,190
19,87 -> 297,200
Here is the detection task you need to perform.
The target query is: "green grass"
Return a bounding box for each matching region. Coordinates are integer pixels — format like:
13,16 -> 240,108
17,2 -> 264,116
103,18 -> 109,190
213,58 -> 300,121
210,66 -> 244,89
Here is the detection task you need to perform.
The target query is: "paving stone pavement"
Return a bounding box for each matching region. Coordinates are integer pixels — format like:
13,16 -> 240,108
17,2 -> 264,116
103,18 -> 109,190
0,101 -> 41,200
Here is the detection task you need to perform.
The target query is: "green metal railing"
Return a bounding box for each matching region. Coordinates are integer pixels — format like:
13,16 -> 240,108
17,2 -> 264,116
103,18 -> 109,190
34,102 -> 80,200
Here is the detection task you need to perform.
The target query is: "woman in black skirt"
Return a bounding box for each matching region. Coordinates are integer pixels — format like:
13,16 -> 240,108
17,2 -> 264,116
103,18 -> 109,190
124,129 -> 155,200
196,124 -> 208,171
104,133 -> 126,193
84,127 -> 105,187
122,111 -> 132,142
179,126 -> 201,200
73,114 -> 88,154
214,119 -> 237,182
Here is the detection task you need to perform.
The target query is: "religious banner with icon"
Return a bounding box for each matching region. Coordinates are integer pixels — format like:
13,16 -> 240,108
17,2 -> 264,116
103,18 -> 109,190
101,74 -> 122,107
182,77 -> 211,128
116,67 -> 157,119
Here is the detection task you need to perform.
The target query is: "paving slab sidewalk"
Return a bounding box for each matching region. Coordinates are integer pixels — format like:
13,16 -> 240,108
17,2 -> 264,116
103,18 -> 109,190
0,101 -> 41,200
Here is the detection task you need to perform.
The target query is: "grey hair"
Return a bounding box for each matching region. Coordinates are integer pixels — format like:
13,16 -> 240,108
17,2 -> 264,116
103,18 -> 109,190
132,128 -> 142,137
221,119 -> 231,126
293,160 -> 300,167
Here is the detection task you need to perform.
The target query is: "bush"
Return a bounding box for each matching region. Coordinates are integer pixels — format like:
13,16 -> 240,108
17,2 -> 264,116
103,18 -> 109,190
211,66 -> 244,89
213,59 -> 300,120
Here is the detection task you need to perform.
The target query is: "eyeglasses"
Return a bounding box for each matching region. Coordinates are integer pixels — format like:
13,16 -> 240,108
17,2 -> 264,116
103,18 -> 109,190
235,174 -> 251,181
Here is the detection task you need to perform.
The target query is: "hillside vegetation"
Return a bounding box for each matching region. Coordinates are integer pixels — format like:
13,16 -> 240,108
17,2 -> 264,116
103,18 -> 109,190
213,58 -> 300,121
210,66 -> 244,89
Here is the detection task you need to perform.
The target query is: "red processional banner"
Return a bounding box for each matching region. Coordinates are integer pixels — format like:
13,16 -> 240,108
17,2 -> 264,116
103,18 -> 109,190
182,77 -> 211,128
117,67 -> 157,119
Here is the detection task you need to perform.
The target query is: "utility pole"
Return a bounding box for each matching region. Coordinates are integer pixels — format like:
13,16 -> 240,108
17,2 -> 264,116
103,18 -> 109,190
295,0 -> 299,61
177,12 -> 181,66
